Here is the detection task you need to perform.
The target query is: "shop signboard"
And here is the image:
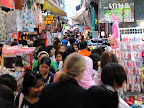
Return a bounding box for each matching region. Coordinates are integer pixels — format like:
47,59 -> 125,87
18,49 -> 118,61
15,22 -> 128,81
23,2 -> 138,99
43,15 -> 54,24
0,0 -> 13,8
99,0 -> 134,23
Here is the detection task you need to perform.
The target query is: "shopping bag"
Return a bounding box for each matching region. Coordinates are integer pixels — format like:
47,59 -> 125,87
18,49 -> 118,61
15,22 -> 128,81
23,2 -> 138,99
21,2 -> 34,32
6,3 -> 22,33
0,8 -> 7,41
31,2 -> 43,25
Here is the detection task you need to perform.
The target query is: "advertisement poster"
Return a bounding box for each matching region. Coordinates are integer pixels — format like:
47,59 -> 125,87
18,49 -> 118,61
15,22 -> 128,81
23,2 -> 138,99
99,0 -> 134,23
0,0 -> 13,8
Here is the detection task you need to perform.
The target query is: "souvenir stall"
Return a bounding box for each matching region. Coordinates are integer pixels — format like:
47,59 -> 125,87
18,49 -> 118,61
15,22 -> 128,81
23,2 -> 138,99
119,27 -> 144,107
1,45 -> 35,91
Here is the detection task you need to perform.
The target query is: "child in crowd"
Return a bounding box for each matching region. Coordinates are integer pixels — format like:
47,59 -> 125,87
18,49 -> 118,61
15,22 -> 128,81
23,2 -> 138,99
39,53 -> 86,108
15,71 -> 44,108
58,44 -> 65,53
55,51 -> 64,71
39,57 -> 54,85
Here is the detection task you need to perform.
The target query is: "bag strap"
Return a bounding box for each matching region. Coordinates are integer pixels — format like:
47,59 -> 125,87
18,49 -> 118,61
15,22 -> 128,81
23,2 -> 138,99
31,1 -> 37,10
22,0 -> 28,10
18,93 -> 24,108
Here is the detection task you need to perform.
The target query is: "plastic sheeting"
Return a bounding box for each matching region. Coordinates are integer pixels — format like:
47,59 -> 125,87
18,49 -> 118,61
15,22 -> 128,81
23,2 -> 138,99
71,0 -> 92,29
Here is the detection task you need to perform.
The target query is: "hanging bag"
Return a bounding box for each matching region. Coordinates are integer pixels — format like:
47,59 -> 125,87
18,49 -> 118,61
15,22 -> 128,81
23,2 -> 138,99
21,1 -> 34,32
6,2 -> 22,33
0,8 -> 7,41
31,2 -> 43,25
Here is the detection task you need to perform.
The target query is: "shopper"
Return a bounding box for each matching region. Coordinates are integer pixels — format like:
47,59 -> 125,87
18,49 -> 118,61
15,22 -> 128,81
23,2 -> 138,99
0,83 -> 15,108
89,53 -> 100,76
78,55 -> 96,89
15,71 -> 44,108
55,51 -> 64,71
62,36 -> 68,47
58,44 -> 66,53
32,51 -> 57,73
85,63 -> 127,108
38,57 -> 54,85
47,45 -> 56,62
93,51 -> 118,86
0,74 -> 17,92
78,40 -> 91,57
39,53 -> 86,108
73,43 -> 79,52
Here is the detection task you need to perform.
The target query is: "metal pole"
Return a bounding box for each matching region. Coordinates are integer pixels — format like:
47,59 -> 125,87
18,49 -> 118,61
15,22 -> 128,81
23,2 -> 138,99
90,5 -> 95,39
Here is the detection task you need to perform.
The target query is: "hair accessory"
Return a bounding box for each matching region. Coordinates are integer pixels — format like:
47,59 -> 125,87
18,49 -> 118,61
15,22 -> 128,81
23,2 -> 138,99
63,70 -> 68,73
37,51 -> 49,58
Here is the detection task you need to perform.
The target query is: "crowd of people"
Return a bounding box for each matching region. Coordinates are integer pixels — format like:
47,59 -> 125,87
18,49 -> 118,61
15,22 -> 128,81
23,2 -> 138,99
0,31 -> 130,108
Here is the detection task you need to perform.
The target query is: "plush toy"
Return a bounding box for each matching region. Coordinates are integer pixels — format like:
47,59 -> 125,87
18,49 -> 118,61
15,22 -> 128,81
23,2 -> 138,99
108,15 -> 120,49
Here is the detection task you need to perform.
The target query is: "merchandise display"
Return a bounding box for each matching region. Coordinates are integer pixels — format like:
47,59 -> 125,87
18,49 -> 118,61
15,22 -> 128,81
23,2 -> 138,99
121,34 -> 143,92
119,28 -> 144,107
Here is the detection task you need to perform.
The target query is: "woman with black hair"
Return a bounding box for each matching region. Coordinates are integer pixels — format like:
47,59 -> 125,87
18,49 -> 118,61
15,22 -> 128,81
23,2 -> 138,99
85,63 -> 127,108
55,51 -> 65,71
38,57 -> 54,85
15,71 -> 44,108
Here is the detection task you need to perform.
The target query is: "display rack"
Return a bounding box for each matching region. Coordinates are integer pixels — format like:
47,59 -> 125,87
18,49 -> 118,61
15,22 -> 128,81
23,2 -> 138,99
119,27 -> 144,97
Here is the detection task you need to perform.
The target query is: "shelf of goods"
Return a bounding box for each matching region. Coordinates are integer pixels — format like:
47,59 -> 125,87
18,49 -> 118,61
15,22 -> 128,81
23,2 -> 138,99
119,27 -> 144,107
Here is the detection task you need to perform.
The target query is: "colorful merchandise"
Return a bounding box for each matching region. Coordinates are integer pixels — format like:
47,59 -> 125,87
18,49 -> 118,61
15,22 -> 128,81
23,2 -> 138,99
20,2 -> 34,32
6,3 -> 22,33
121,34 -> 143,92
31,2 -> 43,25
0,8 -> 7,41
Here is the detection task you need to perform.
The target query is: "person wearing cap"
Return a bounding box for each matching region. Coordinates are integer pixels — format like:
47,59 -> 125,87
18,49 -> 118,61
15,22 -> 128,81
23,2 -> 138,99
32,51 -> 57,73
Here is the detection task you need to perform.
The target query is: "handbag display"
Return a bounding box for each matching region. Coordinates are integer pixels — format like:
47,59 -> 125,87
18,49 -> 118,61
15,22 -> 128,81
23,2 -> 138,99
31,2 -> 43,25
6,3 -> 22,33
20,1 -> 34,32
0,8 -> 7,41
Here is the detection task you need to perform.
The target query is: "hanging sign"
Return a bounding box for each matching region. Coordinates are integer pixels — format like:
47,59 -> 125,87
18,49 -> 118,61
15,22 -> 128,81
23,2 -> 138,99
99,0 -> 134,23
0,0 -> 13,8
43,15 -> 54,24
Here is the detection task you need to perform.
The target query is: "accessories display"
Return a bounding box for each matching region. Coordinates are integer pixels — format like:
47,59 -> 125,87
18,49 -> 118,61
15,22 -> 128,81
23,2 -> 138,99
6,3 -> 22,33
121,34 -> 143,92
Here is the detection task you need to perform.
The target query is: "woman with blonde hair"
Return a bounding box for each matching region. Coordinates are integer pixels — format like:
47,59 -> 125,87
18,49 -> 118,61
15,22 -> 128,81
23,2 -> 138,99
39,53 -> 86,108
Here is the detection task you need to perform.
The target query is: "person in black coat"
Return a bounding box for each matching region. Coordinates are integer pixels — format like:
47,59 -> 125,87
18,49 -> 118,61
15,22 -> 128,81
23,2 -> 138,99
39,53 -> 86,108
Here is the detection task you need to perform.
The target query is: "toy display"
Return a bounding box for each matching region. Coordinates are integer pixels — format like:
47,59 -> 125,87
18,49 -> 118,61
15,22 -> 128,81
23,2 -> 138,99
121,34 -> 143,92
